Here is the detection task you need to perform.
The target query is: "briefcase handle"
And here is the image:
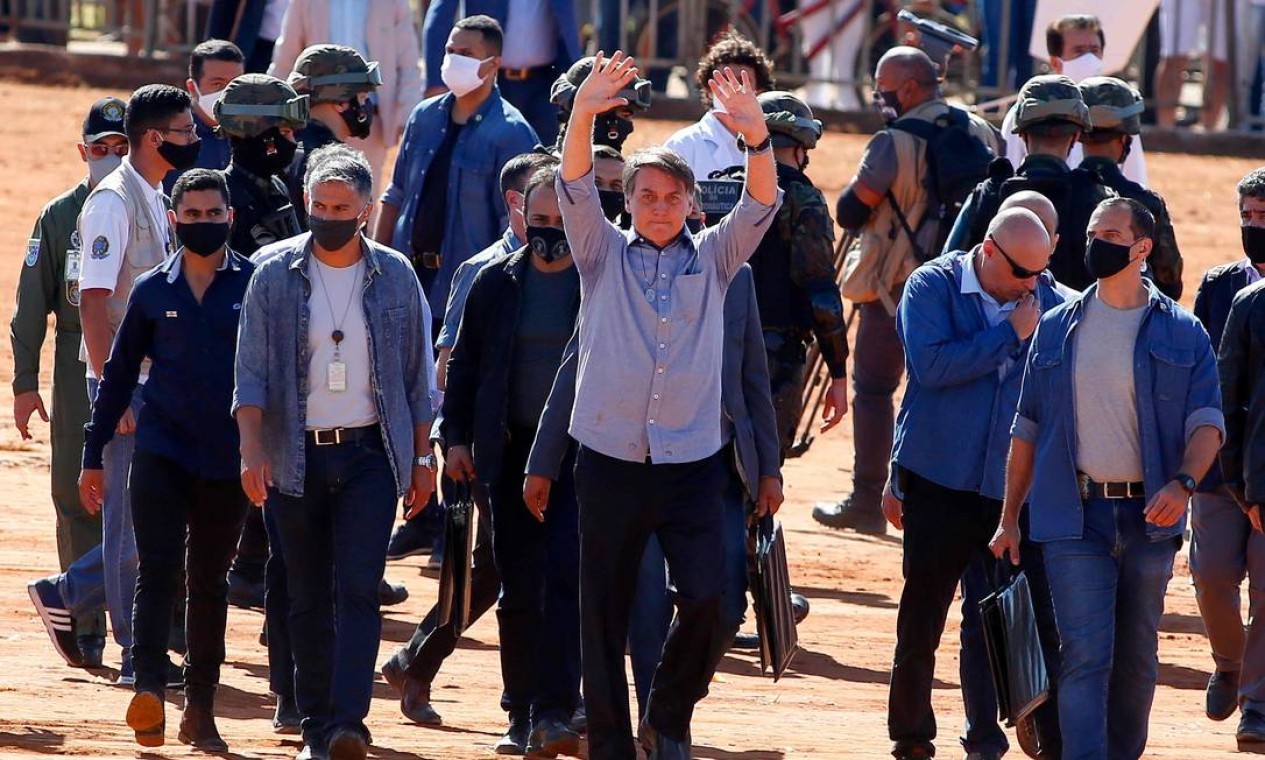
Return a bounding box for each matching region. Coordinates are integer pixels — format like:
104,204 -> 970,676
443,477 -> 472,509
989,556 -> 1020,593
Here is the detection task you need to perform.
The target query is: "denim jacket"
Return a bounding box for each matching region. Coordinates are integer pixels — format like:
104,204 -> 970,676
232,232 -> 434,498
892,252 -> 1065,500
382,89 -> 539,316
1012,281 -> 1224,542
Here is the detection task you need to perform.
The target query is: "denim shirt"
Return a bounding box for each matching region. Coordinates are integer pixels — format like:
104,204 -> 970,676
1012,281 -> 1225,542
892,251 -> 1065,500
232,233 -> 434,498
382,90 -> 539,316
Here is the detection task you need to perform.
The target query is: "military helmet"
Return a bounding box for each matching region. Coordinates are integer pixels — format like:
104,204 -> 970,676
758,91 -> 823,149
288,44 -> 382,104
215,74 -> 310,138
1078,76 -> 1144,136
549,56 -> 652,114
1012,74 -> 1091,133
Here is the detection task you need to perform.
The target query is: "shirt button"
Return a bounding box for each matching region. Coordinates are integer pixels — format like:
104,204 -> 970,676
660,295 -> 667,301
660,273 -> 667,279
653,393 -> 660,400
657,367 -> 664,374
659,343 -> 665,349
661,317 -> 667,323
649,419 -> 655,425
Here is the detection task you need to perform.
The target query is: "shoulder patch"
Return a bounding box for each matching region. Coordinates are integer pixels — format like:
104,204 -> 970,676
90,235 -> 110,259
24,238 -> 40,267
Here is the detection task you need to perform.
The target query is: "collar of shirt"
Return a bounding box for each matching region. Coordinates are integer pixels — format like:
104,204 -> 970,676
287,234 -> 384,277
628,226 -> 698,255
162,248 -> 240,283
697,111 -> 740,149
123,156 -> 163,203
959,249 -> 1016,327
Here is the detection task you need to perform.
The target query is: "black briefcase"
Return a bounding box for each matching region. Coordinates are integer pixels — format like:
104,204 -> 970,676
751,516 -> 798,680
436,480 -> 475,636
979,568 -> 1050,726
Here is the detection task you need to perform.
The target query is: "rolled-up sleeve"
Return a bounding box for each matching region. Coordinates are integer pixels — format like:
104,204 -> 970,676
232,263 -> 271,414
1010,322 -> 1044,444
1185,328 -> 1226,444
557,169 -> 629,280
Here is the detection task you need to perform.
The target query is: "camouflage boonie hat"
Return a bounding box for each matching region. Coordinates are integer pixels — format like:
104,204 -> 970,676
215,74 -> 309,138
288,44 -> 382,104
1012,74 -> 1091,133
549,56 -> 652,114
759,91 -> 823,149
1078,76 -> 1145,136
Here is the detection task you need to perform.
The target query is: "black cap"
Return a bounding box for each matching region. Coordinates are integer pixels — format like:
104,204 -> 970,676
83,97 -> 127,143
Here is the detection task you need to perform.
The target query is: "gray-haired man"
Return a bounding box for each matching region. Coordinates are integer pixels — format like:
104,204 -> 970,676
233,144 -> 436,760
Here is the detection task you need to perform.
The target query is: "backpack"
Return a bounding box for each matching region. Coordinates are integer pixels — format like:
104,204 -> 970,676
888,107 -> 995,257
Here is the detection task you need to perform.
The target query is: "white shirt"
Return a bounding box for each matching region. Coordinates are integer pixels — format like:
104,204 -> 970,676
306,256 -> 379,429
328,0 -> 368,58
1000,103 -> 1149,187
663,112 -> 747,181
501,0 -> 557,69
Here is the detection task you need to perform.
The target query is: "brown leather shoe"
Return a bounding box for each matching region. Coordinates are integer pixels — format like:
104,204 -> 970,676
178,702 -> 227,752
125,690 -> 166,747
381,656 -> 442,725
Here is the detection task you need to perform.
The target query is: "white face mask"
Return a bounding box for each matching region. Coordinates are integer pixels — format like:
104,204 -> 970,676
87,152 -> 123,184
441,53 -> 492,98
193,82 -> 225,123
1060,53 -> 1103,84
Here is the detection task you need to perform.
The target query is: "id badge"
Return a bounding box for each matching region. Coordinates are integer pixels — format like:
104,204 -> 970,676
328,361 -> 347,392
65,250 -> 82,282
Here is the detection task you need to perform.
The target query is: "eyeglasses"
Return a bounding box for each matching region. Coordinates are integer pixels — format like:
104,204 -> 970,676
990,237 -> 1046,279
84,143 -> 128,158
154,125 -> 198,138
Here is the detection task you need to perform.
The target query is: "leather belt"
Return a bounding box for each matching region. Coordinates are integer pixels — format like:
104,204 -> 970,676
1078,473 -> 1145,500
499,64 -> 554,81
306,425 -> 379,447
417,251 -> 442,270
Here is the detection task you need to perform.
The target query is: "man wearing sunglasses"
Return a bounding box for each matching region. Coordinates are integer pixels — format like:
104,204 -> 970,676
18,97 -> 128,671
883,208 -> 1064,760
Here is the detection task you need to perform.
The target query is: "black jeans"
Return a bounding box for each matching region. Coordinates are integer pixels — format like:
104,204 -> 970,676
231,508 -> 268,583
128,450 -> 248,697
266,431 -> 397,747
489,429 -> 580,724
574,446 -> 726,760
888,470 -> 1002,757
263,504 -> 295,699
397,481 -> 500,685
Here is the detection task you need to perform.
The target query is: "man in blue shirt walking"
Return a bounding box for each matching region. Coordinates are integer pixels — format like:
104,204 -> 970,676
79,169 -> 252,752
993,197 -> 1224,759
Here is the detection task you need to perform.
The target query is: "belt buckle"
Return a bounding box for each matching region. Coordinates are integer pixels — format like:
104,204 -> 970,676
314,428 -> 342,446
501,67 -> 529,81
421,252 -> 442,269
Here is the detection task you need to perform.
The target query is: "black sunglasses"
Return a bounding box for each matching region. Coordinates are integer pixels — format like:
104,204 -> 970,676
990,237 -> 1045,279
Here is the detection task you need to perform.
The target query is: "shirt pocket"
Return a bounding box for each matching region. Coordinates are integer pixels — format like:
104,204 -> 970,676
674,272 -> 707,323
455,154 -> 495,209
1150,343 -> 1195,405
1029,348 -> 1064,403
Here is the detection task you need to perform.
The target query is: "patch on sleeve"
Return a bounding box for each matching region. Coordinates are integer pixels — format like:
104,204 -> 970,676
89,235 -> 110,260
24,238 -> 40,267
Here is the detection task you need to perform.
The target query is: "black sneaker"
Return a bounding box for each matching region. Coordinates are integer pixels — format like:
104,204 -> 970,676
378,578 -> 409,607
386,518 -> 440,560
227,570 -> 266,609
811,497 -> 886,535
1238,709 -> 1265,749
166,660 -> 185,690
495,715 -> 531,755
273,692 -> 302,735
526,716 -> 580,758
791,592 -> 810,623
731,631 -> 760,650
77,634 -> 105,668
1207,669 -> 1240,721
27,576 -> 83,667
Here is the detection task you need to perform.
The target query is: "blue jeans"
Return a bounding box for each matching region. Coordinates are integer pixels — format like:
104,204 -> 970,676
628,471 -> 749,718
265,430 -> 397,747
1043,497 -> 1178,760
58,380 -> 142,662
979,0 -> 1037,91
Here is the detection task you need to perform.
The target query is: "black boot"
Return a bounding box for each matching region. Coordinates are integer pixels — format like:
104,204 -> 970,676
178,686 -> 228,752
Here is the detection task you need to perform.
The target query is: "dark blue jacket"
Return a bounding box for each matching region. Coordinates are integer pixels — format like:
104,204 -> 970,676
892,251 -> 1065,501
162,116 -> 231,195
421,0 -> 581,90
84,250 -> 254,480
1193,257 -> 1261,492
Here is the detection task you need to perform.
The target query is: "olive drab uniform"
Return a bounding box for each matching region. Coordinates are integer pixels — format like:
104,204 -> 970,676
225,164 -> 302,255
10,180 -> 99,635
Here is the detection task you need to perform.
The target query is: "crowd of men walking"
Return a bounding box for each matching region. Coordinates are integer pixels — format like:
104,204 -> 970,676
9,7 -> 1265,760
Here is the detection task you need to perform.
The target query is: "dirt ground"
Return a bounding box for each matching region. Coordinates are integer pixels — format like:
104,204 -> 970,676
0,80 -> 1259,759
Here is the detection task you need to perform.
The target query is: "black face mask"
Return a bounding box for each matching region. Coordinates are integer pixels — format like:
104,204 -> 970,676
157,138 -> 202,171
177,221 -> 230,257
598,190 -> 625,225
309,215 -> 362,251
797,148 -> 810,172
526,225 -> 570,263
1243,225 -> 1265,264
594,113 -> 633,150
233,129 -> 298,176
686,217 -> 704,234
341,98 -> 374,140
1084,236 -> 1136,280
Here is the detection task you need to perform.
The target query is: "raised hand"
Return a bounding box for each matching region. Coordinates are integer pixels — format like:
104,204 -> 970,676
709,66 -> 770,145
573,51 -> 639,118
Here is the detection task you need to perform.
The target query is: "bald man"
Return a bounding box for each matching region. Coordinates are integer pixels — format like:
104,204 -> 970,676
885,209 -> 1067,760
1000,190 -> 1058,246
816,46 -> 1000,535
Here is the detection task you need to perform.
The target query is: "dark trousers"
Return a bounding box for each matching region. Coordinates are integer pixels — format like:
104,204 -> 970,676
888,470 -> 1001,757
499,72 -> 559,147
263,505 -> 295,699
231,507 -> 268,582
266,432 -> 397,746
128,450 -> 248,696
851,299 -> 906,515
574,446 -> 727,759
489,431 -> 580,723
397,482 -> 500,684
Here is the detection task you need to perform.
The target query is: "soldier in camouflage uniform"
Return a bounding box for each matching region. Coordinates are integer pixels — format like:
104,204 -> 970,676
284,44 -> 382,221
215,74 -> 308,256
12,97 -> 128,668
1078,76 -> 1184,299
749,92 -> 849,453
548,56 -> 650,153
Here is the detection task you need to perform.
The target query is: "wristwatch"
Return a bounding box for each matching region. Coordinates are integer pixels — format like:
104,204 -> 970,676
415,453 -> 437,471
743,134 -> 773,154
1173,472 -> 1197,496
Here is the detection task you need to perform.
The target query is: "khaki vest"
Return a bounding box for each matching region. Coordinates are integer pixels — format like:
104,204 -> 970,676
77,166 -> 172,370
845,100 -> 997,316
